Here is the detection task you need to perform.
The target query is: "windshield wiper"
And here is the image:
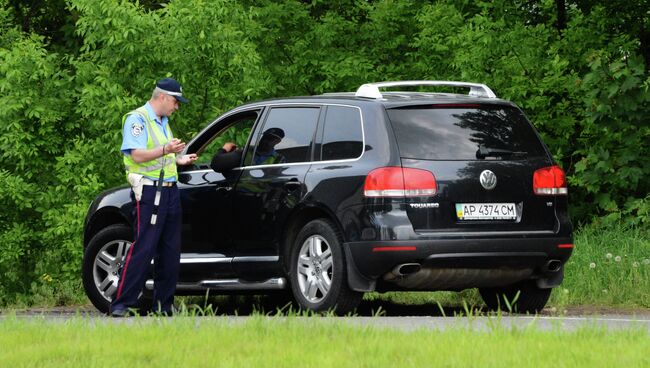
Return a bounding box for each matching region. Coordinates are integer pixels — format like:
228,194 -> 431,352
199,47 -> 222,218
476,145 -> 527,159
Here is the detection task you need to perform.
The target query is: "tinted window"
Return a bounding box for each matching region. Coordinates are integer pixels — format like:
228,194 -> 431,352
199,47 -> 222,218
321,106 -> 363,161
387,105 -> 546,160
249,107 -> 320,165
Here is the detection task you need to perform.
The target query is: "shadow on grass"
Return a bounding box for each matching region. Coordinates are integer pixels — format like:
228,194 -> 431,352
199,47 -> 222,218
176,293 -> 481,317
2,293 -> 484,317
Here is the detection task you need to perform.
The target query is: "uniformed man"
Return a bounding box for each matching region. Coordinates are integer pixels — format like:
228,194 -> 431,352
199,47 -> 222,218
110,78 -> 198,317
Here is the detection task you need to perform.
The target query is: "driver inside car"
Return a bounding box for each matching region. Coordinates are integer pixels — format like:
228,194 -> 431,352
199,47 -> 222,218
210,127 -> 285,172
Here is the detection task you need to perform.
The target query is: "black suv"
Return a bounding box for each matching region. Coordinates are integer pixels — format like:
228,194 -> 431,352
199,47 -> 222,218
82,81 -> 573,314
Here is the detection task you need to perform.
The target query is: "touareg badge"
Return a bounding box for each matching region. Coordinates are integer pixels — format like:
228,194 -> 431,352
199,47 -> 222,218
131,122 -> 144,137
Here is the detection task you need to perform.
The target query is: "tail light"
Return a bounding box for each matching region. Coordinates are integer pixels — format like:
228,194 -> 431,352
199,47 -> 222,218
364,167 -> 437,197
533,165 -> 567,195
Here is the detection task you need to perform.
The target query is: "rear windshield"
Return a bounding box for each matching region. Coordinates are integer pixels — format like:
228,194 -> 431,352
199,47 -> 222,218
387,105 -> 547,160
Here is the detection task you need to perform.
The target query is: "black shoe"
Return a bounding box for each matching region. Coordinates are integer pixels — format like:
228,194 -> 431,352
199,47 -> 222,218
110,308 -> 129,318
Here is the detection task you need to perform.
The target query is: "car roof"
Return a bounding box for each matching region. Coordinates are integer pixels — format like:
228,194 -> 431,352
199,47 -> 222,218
237,93 -> 516,110
236,81 -> 518,109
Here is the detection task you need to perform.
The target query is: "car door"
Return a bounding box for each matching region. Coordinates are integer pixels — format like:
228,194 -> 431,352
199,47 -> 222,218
230,105 -> 322,279
177,109 -> 261,279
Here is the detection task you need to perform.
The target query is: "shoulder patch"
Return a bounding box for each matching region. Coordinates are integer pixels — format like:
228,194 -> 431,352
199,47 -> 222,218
131,122 -> 144,137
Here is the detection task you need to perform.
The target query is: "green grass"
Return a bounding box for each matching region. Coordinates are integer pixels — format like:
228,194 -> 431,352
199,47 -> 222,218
551,224 -> 650,308
365,288 -> 481,305
0,315 -> 648,367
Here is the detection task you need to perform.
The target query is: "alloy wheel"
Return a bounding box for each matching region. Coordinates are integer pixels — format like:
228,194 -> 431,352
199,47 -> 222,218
93,240 -> 131,302
296,235 -> 333,303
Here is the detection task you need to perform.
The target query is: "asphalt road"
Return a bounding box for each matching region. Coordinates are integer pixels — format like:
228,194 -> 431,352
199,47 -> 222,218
2,312 -> 649,332
343,315 -> 650,331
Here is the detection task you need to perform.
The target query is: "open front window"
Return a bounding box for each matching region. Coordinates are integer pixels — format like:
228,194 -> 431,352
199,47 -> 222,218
189,110 -> 259,170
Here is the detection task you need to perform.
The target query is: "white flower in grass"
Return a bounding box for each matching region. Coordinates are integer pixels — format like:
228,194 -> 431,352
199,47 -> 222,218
632,262 -> 639,268
602,289 -> 608,294
589,262 -> 596,269
605,253 -> 613,259
614,256 -> 622,262
643,259 -> 650,265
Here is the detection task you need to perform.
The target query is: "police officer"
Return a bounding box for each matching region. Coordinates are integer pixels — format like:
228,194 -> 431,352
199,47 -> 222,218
110,78 -> 198,317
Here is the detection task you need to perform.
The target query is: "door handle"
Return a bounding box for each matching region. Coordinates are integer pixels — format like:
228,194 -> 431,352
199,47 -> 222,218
216,186 -> 232,192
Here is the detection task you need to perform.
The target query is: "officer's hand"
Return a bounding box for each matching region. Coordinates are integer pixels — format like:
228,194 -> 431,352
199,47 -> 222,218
177,154 -> 198,166
222,142 -> 237,152
165,138 -> 185,154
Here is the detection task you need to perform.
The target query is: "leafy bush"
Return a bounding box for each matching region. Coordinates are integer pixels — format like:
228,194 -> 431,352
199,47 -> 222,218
573,54 -> 650,225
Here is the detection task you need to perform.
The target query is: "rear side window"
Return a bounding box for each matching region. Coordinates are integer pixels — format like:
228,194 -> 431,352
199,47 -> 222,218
321,106 -> 363,161
247,107 -> 320,165
387,105 -> 547,160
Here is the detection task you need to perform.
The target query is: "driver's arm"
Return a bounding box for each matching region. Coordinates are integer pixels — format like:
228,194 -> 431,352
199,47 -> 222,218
210,145 -> 243,172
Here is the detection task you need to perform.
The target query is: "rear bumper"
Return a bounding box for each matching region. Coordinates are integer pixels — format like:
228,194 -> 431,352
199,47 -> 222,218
343,236 -> 573,291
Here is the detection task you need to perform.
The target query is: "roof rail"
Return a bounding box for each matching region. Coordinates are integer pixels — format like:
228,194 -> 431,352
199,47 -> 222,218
355,80 -> 497,99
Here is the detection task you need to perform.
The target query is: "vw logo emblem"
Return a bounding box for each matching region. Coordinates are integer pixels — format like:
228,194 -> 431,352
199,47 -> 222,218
480,170 -> 497,190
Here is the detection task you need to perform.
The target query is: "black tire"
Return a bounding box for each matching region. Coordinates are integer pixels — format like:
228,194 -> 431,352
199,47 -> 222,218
82,224 -> 150,314
479,281 -> 552,314
289,219 -> 362,315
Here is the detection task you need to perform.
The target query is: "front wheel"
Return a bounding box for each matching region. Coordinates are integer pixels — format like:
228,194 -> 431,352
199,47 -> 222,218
81,224 -> 150,313
289,219 -> 362,315
479,281 -> 552,314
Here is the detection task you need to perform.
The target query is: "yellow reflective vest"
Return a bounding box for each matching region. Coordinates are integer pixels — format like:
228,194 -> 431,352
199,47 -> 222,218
122,107 -> 177,181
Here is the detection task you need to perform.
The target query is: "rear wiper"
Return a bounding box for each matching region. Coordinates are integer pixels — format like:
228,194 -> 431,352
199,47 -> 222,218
476,145 -> 527,159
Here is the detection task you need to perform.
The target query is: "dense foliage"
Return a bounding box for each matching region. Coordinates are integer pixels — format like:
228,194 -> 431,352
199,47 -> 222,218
0,0 -> 648,305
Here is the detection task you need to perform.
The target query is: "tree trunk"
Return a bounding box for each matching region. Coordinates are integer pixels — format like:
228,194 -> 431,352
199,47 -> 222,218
640,18 -> 649,70
555,0 -> 567,33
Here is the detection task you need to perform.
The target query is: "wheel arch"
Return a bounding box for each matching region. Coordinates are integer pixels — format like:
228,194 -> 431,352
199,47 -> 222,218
279,204 -> 375,293
279,204 -> 342,274
84,208 -> 130,249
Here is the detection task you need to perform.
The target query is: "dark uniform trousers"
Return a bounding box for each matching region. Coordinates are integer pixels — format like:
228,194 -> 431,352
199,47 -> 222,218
111,184 -> 181,314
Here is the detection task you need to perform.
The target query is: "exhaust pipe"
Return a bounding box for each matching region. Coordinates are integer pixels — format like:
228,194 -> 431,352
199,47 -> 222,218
544,259 -> 562,273
392,263 -> 422,276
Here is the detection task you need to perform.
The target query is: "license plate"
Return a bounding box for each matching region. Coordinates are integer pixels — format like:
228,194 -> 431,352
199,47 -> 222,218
455,203 -> 517,220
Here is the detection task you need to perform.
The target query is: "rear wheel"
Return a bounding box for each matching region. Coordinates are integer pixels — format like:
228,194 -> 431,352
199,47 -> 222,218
289,219 -> 362,315
82,224 -> 150,314
479,281 -> 552,314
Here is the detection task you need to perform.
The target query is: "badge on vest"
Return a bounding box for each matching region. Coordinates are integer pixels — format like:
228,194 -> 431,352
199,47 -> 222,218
131,122 -> 144,137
